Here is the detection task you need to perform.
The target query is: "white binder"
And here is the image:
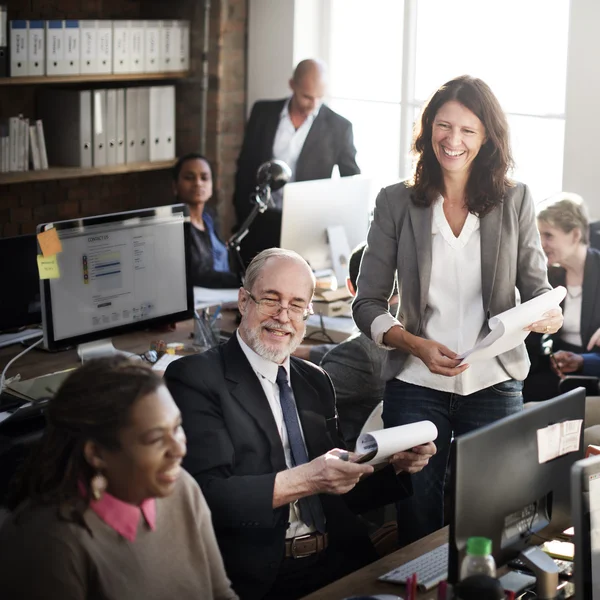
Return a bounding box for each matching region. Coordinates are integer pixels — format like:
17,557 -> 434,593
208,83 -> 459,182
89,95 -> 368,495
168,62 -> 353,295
8,116 -> 19,170
38,90 -> 92,167
36,120 -> 49,169
63,20 -> 80,74
137,87 -> 150,162
159,20 -> 177,72
45,20 -> 65,75
115,89 -> 125,164
129,20 -> 144,73
20,117 -> 29,172
27,20 -> 45,76
79,20 -> 97,74
92,89 -> 107,167
149,86 -> 161,161
150,85 -> 176,161
125,87 -> 139,163
29,125 -> 41,170
179,20 -> 190,71
143,20 -> 160,73
96,20 -> 112,74
112,21 -> 130,74
9,20 -> 28,77
162,85 -> 175,159
105,89 -> 117,165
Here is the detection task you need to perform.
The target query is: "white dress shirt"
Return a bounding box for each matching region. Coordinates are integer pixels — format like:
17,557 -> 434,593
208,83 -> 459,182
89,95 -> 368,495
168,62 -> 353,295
236,331 -> 315,538
372,197 -> 511,395
561,286 -> 583,348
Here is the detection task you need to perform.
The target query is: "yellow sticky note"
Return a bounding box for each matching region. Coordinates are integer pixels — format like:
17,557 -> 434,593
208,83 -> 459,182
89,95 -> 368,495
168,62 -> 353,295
37,254 -> 60,280
37,227 -> 63,258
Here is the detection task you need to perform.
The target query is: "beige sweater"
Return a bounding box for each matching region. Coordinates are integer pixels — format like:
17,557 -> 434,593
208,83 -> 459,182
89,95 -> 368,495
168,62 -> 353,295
0,471 -> 238,600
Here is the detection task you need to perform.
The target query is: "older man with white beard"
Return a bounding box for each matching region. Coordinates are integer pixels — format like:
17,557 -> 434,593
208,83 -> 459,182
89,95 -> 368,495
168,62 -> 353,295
165,248 -> 436,600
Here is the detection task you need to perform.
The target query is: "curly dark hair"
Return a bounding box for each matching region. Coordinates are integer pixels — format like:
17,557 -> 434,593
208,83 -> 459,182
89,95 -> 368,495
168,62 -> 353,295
411,75 -> 514,217
8,356 -> 163,528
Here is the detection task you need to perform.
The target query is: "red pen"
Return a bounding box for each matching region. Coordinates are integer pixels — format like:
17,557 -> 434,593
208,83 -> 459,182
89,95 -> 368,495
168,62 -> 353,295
437,580 -> 447,600
412,572 -> 418,599
505,592 -> 515,600
406,574 -> 414,600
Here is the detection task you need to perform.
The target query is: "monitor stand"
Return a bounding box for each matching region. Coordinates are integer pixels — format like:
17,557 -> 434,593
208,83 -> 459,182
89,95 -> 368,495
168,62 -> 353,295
77,339 -> 136,363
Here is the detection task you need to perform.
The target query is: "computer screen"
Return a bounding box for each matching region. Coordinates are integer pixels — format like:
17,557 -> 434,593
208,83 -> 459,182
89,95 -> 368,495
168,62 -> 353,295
0,235 -> 41,332
571,454 -> 600,599
38,205 -> 193,355
280,175 -> 375,273
449,388 -> 586,583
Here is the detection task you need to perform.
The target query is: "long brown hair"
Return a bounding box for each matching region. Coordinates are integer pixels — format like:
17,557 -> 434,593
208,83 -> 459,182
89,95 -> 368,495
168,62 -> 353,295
8,357 -> 163,524
411,75 -> 514,216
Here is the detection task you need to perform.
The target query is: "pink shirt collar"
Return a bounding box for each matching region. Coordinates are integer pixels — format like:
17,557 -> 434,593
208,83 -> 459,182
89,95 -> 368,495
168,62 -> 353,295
79,482 -> 156,542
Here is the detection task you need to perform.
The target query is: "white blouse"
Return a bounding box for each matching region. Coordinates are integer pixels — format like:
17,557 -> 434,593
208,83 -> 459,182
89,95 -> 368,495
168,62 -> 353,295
373,197 -> 510,395
561,286 -> 583,348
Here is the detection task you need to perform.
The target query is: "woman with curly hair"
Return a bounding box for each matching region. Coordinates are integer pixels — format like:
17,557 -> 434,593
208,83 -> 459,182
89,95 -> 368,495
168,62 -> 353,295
352,75 -> 563,546
0,356 -> 237,600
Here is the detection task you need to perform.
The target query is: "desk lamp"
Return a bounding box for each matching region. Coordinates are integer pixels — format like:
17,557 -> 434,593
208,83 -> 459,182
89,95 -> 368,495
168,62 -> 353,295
227,160 -> 291,280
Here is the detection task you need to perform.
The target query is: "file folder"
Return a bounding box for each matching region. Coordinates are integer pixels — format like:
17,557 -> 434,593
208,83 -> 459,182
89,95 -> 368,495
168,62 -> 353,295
0,5 -> 7,76
125,87 -> 138,163
115,89 -> 125,164
64,19 -> 80,74
179,20 -> 190,71
162,85 -> 175,159
9,20 -> 27,77
38,90 -> 92,167
149,85 -> 176,161
137,87 -> 150,162
144,20 -> 160,73
113,21 -> 130,74
79,20 -> 97,74
92,89 -> 107,167
129,20 -> 144,73
45,20 -> 64,75
106,89 -> 117,165
27,20 -> 44,76
96,20 -> 112,74
160,20 -> 177,71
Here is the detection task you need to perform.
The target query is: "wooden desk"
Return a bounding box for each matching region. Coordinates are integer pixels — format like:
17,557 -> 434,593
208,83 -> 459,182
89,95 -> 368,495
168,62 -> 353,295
302,528 -> 448,600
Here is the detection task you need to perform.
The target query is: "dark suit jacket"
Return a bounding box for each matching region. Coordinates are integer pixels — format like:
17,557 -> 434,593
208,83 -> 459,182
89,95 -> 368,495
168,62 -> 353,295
165,335 -> 410,600
548,247 -> 600,351
234,99 -> 360,224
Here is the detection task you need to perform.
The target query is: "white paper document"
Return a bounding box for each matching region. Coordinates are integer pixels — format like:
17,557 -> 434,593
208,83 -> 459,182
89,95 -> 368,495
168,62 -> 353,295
536,418 -> 583,464
354,420 -> 438,466
458,286 -> 566,364
194,286 -> 239,309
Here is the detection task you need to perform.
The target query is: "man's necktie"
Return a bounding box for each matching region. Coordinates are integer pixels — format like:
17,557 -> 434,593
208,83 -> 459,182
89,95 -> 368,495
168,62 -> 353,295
276,366 -> 326,532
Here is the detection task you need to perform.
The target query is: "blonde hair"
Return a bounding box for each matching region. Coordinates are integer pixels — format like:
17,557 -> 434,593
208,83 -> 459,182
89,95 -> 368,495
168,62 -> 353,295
537,194 -> 589,245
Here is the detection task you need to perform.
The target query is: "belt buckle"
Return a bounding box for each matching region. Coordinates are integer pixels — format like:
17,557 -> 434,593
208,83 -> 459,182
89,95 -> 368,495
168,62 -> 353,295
290,533 -> 315,559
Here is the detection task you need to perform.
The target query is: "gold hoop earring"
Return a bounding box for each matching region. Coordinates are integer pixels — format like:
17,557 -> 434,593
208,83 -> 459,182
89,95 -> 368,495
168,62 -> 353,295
91,472 -> 108,501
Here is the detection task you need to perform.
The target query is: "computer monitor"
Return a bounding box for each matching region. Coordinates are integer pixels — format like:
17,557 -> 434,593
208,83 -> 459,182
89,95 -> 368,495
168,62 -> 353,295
449,388 -> 586,583
0,235 -> 41,332
280,175 -> 375,274
38,205 -> 193,359
571,454 -> 600,599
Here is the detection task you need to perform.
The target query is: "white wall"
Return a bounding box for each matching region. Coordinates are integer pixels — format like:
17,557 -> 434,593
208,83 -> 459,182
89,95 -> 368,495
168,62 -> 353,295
563,0 -> 600,219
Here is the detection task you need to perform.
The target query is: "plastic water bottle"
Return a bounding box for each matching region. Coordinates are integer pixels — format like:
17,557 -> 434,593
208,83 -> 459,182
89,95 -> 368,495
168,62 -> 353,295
460,537 -> 496,580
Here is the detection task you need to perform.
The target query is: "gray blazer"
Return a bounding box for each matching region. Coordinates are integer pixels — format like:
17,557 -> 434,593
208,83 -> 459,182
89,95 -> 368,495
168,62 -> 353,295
352,181 -> 551,381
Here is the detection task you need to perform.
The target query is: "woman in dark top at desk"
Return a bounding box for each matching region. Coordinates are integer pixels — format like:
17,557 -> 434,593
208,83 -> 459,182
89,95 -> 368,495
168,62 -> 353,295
173,153 -> 239,288
524,196 -> 600,400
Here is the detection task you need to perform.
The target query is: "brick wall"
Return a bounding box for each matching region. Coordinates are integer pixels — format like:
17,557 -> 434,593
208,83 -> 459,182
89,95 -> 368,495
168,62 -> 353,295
0,0 -> 248,239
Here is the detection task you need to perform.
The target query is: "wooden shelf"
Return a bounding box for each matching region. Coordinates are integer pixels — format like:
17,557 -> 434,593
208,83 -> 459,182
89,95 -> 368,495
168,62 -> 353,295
0,160 -> 176,185
0,71 -> 189,86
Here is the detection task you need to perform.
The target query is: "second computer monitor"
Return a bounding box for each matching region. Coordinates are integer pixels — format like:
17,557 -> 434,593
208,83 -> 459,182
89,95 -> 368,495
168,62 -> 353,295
280,175 -> 375,273
449,387 -> 586,583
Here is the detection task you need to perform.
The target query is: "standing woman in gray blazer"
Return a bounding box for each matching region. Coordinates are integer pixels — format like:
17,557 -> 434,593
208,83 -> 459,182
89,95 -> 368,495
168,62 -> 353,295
352,75 -> 564,546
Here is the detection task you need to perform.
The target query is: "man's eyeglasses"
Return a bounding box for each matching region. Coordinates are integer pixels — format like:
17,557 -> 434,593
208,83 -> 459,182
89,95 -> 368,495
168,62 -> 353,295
244,289 -> 313,322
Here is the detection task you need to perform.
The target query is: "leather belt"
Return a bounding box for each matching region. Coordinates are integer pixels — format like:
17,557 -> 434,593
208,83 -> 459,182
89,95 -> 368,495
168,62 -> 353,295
284,532 -> 329,559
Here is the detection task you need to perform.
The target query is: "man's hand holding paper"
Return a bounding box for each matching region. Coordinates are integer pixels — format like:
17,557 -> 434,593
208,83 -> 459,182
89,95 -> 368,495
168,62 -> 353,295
457,286 -> 566,364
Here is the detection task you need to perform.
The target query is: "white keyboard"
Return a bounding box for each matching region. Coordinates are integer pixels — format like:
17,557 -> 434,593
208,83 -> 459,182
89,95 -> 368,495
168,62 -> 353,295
0,329 -> 43,349
378,543 -> 449,591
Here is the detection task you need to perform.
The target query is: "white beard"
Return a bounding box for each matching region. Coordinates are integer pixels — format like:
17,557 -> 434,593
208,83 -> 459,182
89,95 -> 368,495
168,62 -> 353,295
242,320 -> 305,363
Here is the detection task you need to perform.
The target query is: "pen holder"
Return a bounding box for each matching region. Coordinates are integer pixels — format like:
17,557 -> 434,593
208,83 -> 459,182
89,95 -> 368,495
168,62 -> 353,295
193,309 -> 220,352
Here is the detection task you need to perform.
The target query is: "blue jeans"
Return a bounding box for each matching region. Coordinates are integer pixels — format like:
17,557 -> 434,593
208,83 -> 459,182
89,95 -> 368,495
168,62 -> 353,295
383,379 -> 523,547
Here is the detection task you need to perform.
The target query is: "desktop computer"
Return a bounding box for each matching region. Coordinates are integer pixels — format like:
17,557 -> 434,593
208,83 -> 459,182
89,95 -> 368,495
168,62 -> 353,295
37,204 -> 194,360
280,175 -> 375,279
571,453 -> 600,599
